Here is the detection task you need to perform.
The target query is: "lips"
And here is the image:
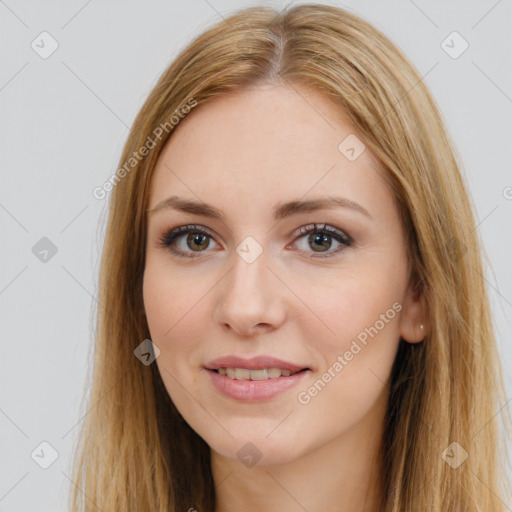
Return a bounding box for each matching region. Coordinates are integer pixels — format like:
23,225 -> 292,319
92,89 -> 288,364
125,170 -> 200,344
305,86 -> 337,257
203,355 -> 310,373
205,364 -> 310,402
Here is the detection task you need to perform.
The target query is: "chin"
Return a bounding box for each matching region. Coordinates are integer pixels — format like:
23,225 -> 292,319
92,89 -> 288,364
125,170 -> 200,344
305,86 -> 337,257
207,432 -> 303,467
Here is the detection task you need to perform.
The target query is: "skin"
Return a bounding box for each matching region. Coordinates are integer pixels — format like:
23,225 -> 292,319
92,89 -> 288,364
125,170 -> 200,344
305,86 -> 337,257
143,83 -> 427,512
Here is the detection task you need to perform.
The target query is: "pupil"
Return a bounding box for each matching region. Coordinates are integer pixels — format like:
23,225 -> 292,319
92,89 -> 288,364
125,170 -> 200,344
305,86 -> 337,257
310,233 -> 331,252
189,233 -> 208,251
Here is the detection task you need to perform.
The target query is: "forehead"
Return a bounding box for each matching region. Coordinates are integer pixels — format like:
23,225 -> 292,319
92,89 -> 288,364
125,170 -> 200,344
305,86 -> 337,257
148,84 -> 390,216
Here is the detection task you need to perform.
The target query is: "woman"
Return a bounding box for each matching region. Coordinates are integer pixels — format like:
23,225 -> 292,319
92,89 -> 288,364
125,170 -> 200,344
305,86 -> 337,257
69,4 -> 511,511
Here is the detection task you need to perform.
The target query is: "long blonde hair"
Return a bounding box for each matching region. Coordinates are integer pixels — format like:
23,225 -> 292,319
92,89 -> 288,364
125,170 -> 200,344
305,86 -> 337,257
69,4 -> 511,511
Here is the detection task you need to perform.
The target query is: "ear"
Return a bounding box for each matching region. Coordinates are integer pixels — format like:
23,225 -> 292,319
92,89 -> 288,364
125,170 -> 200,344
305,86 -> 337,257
399,278 -> 427,343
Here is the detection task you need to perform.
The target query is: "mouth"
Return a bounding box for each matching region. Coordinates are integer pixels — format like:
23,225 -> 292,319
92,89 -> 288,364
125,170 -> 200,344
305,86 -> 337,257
203,355 -> 312,400
207,367 -> 310,380
204,366 -> 311,402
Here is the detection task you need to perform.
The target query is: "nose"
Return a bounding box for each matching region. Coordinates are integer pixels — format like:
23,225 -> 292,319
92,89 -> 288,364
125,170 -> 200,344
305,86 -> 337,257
213,244 -> 287,337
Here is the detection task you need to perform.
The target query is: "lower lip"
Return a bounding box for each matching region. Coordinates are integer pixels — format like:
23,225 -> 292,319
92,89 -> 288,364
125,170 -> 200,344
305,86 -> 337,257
204,368 -> 310,402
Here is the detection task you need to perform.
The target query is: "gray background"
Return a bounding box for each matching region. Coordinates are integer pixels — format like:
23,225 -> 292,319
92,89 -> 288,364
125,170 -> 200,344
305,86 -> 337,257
1,0 -> 511,510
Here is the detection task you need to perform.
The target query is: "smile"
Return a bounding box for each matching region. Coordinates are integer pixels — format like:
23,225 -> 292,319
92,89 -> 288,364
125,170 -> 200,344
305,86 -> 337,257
205,367 -> 311,402
213,367 -> 305,380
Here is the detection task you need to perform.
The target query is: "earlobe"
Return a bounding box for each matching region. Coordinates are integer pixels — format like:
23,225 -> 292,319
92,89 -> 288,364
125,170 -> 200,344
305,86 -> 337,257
399,279 -> 427,344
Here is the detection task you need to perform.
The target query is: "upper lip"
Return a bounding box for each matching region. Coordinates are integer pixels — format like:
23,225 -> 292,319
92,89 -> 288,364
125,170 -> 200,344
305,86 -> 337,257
204,355 -> 310,373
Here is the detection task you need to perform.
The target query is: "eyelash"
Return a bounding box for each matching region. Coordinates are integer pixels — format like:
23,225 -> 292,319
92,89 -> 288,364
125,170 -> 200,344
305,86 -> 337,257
157,223 -> 353,260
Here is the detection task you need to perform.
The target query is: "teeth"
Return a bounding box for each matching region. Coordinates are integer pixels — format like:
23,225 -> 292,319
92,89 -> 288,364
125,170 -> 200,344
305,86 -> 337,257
267,368 -> 283,378
244,368 -> 266,380
235,368 -> 251,380
216,367 -> 297,380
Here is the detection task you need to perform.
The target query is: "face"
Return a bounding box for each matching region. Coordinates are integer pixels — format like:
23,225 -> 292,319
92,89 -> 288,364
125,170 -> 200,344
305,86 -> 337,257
143,83 -> 423,467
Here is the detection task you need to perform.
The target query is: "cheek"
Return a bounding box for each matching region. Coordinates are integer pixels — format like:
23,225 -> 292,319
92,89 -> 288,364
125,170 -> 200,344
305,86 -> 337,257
291,267 -> 403,414
143,263 -> 212,423
143,262 -> 206,364
291,263 -> 404,349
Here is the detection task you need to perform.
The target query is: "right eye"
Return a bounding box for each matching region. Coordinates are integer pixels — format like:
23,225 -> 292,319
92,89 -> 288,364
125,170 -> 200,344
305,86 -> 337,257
158,224 -> 218,258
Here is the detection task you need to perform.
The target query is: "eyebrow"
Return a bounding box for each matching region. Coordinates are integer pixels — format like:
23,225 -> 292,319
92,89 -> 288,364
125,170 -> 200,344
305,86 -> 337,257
147,195 -> 372,220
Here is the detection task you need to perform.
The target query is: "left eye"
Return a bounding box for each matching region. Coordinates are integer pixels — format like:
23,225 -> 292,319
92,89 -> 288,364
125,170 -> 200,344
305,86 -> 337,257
291,223 -> 352,258
158,223 -> 353,259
